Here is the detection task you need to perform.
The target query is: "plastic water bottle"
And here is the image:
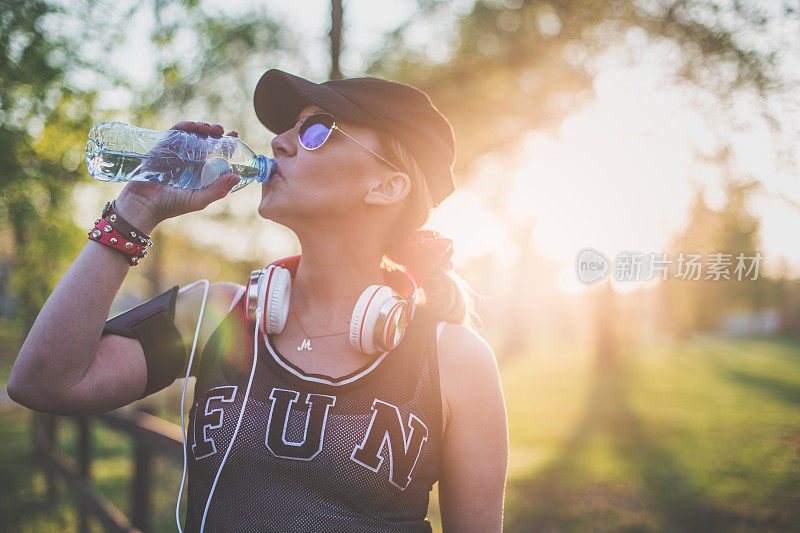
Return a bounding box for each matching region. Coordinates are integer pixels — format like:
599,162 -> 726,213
85,121 -> 277,193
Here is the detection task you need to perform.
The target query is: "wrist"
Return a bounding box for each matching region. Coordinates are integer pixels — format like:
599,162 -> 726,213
88,218 -> 150,266
114,194 -> 161,235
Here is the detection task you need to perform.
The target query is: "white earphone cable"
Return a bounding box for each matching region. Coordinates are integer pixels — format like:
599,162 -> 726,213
198,306 -> 261,533
175,279 -> 209,533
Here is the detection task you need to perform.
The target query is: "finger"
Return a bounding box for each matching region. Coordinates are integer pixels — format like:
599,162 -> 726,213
210,123 -> 224,137
217,172 -> 238,181
207,172 -> 240,196
196,122 -> 212,136
213,173 -> 242,198
190,173 -> 241,210
172,121 -> 196,131
225,130 -> 239,138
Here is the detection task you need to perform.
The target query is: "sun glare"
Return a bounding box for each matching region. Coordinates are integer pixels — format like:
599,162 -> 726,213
427,60 -> 800,291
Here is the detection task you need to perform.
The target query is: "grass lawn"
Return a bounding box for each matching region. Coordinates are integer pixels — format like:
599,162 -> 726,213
2,333 -> 799,531
503,333 -> 800,532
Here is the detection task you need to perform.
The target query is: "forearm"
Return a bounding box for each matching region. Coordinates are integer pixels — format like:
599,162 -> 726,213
8,195 -> 160,404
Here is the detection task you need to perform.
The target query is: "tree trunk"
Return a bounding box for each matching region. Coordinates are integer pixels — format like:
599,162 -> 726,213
329,0 -> 343,79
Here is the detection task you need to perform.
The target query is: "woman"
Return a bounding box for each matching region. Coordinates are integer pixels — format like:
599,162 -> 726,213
9,69 -> 508,532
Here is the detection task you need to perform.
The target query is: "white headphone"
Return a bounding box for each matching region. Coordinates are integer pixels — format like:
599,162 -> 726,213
245,254 -> 419,356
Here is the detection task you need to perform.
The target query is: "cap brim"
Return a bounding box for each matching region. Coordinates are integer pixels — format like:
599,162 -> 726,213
254,69 -> 375,134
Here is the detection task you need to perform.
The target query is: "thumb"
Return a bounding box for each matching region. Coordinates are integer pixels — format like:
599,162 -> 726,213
217,172 -> 241,196
193,173 -> 241,208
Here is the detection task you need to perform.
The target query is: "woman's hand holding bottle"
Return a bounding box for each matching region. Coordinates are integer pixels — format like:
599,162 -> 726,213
115,121 -> 242,234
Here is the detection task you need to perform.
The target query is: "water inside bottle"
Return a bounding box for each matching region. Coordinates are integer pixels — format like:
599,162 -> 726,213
86,144 -> 263,189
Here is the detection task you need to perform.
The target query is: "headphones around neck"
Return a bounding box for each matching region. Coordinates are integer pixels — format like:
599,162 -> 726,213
244,255 -> 419,356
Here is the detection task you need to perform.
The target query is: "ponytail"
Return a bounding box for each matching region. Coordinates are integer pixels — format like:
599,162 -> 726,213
378,132 -> 482,331
413,262 -> 482,330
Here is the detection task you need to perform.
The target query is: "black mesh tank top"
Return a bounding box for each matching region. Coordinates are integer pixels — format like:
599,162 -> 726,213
183,288 -> 444,532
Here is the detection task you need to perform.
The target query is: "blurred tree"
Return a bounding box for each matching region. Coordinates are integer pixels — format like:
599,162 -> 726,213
330,0 -> 343,79
0,0 -> 99,351
4,0 -> 795,356
776,277 -> 800,336
368,0 -> 797,180
132,0 -> 299,140
661,145 -> 764,333
593,278 -> 618,367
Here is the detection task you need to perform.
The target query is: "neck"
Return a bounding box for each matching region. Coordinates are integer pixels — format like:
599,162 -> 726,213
289,235 -> 388,333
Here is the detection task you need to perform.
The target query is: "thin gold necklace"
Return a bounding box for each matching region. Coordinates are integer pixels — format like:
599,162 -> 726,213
290,302 -> 350,351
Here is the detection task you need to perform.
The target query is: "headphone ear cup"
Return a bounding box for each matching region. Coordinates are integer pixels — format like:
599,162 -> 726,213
350,285 -> 395,356
260,265 -> 291,334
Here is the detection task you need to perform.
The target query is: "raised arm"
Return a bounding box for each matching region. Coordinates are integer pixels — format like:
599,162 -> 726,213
7,194 -> 163,415
8,120 -> 243,415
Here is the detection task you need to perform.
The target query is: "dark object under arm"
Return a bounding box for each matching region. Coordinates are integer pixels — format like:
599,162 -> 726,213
103,285 -> 187,399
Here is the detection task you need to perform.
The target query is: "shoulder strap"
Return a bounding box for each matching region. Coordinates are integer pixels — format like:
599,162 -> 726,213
228,284 -> 247,314
436,321 -> 446,343
194,283 -> 254,386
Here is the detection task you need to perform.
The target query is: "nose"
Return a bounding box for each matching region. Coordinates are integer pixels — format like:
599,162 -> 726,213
271,128 -> 297,158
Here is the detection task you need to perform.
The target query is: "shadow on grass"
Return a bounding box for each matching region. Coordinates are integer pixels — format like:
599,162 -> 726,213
712,363 -> 800,408
505,358 -> 768,532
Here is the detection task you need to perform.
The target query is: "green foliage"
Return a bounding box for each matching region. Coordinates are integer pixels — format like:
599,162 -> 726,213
132,0 -> 300,142
0,0 -> 100,339
0,0 -> 298,352
368,0 -> 797,177
363,0 -> 797,336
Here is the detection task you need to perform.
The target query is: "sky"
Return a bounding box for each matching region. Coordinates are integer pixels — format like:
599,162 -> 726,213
68,0 -> 800,288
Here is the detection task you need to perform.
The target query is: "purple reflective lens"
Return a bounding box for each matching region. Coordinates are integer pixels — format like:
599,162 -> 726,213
298,114 -> 334,150
301,123 -> 330,149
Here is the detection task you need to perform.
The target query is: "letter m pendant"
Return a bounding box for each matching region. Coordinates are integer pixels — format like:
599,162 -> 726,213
298,338 -> 313,351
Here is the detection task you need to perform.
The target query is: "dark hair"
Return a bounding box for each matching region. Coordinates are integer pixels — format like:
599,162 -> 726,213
377,132 -> 482,331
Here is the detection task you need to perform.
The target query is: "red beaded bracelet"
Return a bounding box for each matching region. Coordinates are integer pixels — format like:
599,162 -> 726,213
88,218 -> 149,266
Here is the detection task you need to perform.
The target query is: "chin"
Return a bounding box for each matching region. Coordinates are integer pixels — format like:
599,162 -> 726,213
258,199 -> 287,225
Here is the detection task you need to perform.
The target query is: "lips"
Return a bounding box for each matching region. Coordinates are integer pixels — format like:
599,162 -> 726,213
262,170 -> 282,194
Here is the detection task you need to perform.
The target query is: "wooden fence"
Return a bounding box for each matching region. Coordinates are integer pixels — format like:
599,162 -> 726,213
32,408 -> 185,533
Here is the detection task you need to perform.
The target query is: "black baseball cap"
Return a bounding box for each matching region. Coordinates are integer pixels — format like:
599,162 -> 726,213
253,68 -> 456,207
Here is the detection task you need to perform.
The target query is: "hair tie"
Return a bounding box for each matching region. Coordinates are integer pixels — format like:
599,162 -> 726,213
388,229 -> 454,287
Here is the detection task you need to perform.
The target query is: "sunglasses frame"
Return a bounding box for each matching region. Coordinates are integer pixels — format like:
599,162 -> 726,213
295,112 -> 404,175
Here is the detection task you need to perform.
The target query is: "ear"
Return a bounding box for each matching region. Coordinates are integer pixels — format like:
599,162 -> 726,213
363,171 -> 411,206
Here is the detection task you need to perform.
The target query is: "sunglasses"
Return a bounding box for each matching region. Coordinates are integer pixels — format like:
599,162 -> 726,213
295,112 -> 403,174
